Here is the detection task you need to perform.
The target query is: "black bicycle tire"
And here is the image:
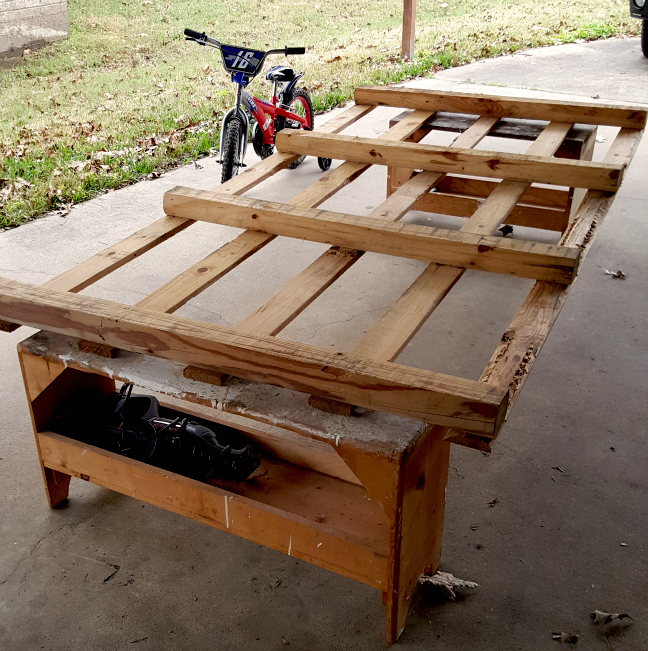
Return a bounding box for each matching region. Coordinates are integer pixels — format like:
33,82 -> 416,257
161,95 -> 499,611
220,117 -> 242,184
642,20 -> 648,58
276,87 -> 314,169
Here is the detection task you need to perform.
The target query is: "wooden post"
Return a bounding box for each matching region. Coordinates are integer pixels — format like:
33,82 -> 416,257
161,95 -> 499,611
402,0 -> 416,60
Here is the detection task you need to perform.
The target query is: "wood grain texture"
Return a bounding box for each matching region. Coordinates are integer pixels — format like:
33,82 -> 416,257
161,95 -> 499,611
164,188 -> 580,283
435,176 -> 570,209
412,192 -> 566,232
0,278 -> 509,434
401,0 -> 416,60
240,117 -> 497,339
352,121 -> 574,363
276,130 -> 625,191
445,126 -> 644,445
37,431 -> 389,589
385,425 -> 450,642
354,86 -> 648,129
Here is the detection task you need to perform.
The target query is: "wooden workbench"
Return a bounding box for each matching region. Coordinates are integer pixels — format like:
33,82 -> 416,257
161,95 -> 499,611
1,86 -> 645,642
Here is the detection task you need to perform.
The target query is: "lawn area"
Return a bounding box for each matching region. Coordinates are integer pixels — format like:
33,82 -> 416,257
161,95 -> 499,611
0,0 -> 638,228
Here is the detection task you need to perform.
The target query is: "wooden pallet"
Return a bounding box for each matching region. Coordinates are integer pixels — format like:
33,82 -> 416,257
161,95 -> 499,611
1,86 -> 644,446
1,86 -> 645,641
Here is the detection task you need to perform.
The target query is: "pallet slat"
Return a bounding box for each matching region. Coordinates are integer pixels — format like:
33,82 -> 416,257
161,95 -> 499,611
239,117 -> 498,337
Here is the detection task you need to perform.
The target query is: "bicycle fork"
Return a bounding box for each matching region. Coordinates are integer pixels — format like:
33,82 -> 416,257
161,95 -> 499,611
219,81 -> 250,168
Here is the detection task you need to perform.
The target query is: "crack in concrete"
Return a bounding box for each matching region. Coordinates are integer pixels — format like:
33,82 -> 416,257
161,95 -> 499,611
0,525 -> 64,586
286,305 -> 392,334
0,508 -> 99,586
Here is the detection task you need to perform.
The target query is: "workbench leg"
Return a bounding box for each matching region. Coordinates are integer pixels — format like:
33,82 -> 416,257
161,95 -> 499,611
384,426 -> 450,642
336,426 -> 450,642
17,344 -> 115,508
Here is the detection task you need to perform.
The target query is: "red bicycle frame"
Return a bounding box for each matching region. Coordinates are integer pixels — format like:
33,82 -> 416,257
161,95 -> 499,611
242,90 -> 309,146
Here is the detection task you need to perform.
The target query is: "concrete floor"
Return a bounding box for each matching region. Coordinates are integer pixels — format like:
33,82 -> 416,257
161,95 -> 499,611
1,37 -> 647,650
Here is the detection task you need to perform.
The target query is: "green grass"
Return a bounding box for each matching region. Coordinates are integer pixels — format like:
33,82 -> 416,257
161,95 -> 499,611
0,0 -> 639,228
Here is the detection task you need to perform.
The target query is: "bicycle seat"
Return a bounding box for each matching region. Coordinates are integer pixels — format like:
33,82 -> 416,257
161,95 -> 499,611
266,65 -> 294,82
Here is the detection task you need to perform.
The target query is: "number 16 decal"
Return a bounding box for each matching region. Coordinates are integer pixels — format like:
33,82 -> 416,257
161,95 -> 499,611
233,50 -> 255,69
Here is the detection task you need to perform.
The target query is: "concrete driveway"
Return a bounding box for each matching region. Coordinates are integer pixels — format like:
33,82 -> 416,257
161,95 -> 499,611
1,37 -> 647,650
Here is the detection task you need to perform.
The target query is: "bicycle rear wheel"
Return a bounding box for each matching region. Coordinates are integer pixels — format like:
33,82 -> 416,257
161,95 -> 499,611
221,117 -> 243,184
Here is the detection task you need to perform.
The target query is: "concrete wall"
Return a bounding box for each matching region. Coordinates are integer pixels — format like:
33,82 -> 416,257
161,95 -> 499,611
0,0 -> 69,58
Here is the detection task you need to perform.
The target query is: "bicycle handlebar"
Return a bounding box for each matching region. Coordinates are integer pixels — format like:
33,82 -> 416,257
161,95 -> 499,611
184,28 -> 204,41
184,28 -> 305,56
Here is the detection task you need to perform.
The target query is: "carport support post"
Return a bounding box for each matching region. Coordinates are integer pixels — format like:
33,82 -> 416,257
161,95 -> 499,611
402,0 -> 416,60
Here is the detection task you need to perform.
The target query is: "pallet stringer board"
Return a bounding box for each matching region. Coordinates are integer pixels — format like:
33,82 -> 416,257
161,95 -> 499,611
0,277 -> 510,435
354,85 -> 647,129
164,188 -> 582,283
276,130 -> 625,191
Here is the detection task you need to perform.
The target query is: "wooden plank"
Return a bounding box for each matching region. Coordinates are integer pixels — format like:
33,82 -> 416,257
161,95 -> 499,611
275,130 -> 625,191
240,117 -> 498,337
354,86 -> 648,129
412,192 -> 567,232
445,126 -> 643,446
137,230 -> 271,313
164,188 -> 581,284
0,277 -> 509,434
435,176 -> 570,210
401,0 -> 416,60
37,431 -> 389,589
351,122 -> 574,363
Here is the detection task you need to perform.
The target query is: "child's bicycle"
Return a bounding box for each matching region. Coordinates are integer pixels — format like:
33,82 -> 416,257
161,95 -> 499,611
184,28 -> 331,184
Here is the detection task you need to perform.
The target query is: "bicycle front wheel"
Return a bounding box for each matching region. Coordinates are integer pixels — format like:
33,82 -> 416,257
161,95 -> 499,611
277,88 -> 314,170
221,117 -> 243,184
